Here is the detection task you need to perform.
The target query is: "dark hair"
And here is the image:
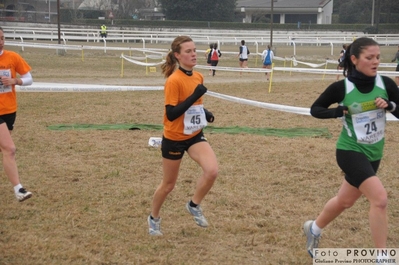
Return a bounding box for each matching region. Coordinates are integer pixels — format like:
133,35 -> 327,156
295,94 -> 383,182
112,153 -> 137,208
213,43 -> 218,49
161,35 -> 193,78
342,37 -> 379,77
241,40 -> 245,45
209,43 -> 213,49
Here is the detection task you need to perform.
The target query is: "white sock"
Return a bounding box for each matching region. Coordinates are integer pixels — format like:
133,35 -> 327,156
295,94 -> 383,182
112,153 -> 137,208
14,184 -> 22,194
311,221 -> 322,236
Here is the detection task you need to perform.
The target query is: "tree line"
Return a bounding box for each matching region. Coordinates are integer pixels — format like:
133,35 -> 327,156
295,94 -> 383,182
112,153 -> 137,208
87,0 -> 399,24
334,0 -> 399,24
155,0 -> 399,24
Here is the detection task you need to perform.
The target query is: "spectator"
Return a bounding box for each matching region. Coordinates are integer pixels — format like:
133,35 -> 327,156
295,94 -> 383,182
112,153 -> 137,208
100,24 -> 107,38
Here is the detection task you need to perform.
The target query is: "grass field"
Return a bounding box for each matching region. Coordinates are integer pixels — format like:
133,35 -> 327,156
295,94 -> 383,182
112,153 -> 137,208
1,41 -> 399,265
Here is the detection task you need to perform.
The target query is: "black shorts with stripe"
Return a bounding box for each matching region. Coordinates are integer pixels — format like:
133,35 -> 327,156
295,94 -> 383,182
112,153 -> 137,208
161,131 -> 207,160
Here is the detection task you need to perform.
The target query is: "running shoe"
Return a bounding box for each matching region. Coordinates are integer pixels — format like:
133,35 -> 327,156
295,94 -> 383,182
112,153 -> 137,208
148,215 -> 163,236
303,220 -> 320,258
186,202 -> 208,228
15,188 -> 32,202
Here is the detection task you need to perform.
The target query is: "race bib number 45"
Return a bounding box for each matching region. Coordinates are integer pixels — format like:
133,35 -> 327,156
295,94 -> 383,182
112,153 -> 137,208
183,105 -> 207,135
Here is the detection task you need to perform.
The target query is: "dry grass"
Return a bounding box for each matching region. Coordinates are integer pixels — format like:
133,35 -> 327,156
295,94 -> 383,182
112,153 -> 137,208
1,42 -> 399,265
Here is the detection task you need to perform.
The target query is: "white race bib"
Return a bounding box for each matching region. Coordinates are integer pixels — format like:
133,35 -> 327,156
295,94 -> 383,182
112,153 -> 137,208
183,105 -> 207,135
352,109 -> 385,144
0,69 -> 12,94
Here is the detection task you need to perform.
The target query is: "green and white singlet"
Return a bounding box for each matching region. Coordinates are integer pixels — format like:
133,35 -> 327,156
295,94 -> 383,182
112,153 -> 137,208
337,75 -> 388,161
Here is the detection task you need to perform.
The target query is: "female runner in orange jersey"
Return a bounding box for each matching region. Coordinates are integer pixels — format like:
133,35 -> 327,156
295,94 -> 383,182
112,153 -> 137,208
147,36 -> 218,235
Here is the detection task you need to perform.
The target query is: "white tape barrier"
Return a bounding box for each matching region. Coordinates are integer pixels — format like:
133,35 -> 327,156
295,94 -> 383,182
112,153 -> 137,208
326,59 -> 339,64
16,82 -> 164,92
195,65 -> 399,76
275,56 -> 328,68
121,54 -> 163,60
195,65 -> 272,73
121,54 -> 165,67
257,56 -> 330,68
206,91 -> 398,121
8,41 -> 83,51
146,54 -> 165,59
273,66 -> 338,75
207,90 -> 310,115
119,53 -> 399,76
379,63 -> 398,68
16,82 -> 398,121
293,59 -> 327,68
7,41 -> 170,53
371,70 -> 399,77
278,57 -> 396,69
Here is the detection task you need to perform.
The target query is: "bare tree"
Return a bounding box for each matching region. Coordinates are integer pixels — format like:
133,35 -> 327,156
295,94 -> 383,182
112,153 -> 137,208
116,0 -> 147,19
78,0 -> 113,10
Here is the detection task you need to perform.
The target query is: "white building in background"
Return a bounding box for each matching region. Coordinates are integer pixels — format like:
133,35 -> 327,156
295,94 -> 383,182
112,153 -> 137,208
77,0 -> 117,10
236,0 -> 333,24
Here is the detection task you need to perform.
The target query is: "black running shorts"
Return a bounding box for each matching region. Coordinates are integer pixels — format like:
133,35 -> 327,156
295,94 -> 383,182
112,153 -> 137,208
161,131 -> 207,160
0,112 -> 16,131
336,149 -> 380,188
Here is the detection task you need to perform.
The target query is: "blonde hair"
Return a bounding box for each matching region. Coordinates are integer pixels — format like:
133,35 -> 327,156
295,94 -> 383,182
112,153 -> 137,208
161,36 -> 193,78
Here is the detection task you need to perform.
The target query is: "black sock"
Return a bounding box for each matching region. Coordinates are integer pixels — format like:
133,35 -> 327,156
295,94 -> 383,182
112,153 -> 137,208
150,215 -> 159,221
189,200 -> 198,208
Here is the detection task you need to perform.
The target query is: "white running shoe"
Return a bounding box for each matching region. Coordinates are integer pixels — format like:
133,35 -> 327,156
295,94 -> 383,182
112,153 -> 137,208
186,202 -> 209,228
15,188 -> 32,202
303,220 -> 320,258
147,215 -> 163,236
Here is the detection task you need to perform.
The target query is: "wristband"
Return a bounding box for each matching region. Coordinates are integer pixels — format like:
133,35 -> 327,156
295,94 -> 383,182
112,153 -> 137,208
388,101 -> 396,112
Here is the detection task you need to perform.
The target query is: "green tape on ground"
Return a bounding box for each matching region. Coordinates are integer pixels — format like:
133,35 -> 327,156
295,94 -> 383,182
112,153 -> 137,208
205,126 -> 331,138
47,124 -> 331,138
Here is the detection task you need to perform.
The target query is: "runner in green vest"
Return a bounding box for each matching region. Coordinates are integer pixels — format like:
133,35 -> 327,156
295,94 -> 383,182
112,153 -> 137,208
303,37 -> 399,258
100,24 -> 107,38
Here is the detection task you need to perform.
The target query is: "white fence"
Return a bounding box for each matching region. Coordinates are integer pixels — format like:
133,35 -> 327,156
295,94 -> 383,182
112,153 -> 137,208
3,25 -> 399,56
4,25 -> 399,45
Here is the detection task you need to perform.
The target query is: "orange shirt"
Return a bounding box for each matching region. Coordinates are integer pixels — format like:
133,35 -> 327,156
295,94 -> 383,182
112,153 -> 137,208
163,69 -> 204,141
0,50 -> 31,115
